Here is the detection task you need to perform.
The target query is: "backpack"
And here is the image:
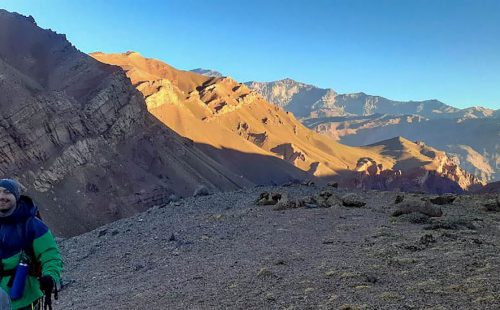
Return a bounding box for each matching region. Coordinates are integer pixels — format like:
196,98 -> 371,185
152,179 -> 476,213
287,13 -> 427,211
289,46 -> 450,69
19,197 -> 58,310
19,196 -> 43,277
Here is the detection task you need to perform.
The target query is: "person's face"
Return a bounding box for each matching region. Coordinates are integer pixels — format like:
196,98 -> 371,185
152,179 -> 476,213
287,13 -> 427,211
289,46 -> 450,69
0,187 -> 16,212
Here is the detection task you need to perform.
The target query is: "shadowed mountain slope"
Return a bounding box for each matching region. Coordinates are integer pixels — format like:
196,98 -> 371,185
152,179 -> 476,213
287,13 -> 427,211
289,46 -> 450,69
0,10 -> 294,236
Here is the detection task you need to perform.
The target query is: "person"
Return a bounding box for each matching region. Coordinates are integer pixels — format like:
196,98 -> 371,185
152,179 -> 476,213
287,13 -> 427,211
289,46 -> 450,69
0,179 -> 62,310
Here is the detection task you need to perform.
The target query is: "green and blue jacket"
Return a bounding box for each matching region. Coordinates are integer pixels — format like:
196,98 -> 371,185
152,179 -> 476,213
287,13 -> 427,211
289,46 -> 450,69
0,196 -> 63,309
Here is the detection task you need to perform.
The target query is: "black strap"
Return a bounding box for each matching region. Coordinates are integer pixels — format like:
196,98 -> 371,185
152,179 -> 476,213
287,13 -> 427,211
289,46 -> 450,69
0,266 -> 16,277
0,264 -> 17,288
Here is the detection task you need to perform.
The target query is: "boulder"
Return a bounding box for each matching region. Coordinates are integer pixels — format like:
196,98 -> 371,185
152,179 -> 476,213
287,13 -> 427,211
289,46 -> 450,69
256,192 -> 285,206
193,185 -> 210,197
429,194 -> 457,205
327,181 -> 339,188
273,196 -> 302,210
392,199 -> 443,217
394,195 -> 404,204
419,234 -> 436,246
341,193 -> 366,208
484,195 -> 500,212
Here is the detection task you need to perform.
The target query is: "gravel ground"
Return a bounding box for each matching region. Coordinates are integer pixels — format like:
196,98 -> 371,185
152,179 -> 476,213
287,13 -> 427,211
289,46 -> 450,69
54,185 -> 500,309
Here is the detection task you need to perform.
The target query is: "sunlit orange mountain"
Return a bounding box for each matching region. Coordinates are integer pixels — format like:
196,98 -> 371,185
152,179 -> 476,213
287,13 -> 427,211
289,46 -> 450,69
91,51 -> 483,193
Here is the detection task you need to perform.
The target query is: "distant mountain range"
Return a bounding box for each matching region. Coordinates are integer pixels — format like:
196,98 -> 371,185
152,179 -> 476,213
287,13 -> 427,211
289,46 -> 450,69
245,78 -> 499,182
246,79 -> 497,120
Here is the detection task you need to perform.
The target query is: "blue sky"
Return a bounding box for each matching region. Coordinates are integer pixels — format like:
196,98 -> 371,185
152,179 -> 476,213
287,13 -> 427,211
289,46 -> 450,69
1,0 -> 499,109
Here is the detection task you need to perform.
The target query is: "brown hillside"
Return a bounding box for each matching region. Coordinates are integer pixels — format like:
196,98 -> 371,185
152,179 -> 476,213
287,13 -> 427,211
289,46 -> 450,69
91,52 -> 483,193
91,52 -> 385,178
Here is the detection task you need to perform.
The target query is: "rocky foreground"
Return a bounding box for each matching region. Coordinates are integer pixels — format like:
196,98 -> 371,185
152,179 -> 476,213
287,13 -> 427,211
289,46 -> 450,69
55,185 -> 499,309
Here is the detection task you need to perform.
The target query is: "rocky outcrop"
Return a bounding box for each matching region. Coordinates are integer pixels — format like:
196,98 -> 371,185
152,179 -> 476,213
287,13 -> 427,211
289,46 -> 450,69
347,137 -> 484,193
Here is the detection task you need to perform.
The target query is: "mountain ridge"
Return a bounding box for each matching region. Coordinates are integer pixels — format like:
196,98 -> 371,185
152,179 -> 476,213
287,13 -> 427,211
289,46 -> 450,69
92,52 -> 483,194
246,78 -> 497,119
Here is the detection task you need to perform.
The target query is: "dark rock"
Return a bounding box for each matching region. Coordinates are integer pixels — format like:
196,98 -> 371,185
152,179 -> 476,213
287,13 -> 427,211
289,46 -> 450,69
319,191 -> 333,198
364,274 -> 378,284
403,244 -> 422,252
327,181 -> 338,188
86,183 -> 99,193
97,229 -> 107,237
484,196 -> 500,211
301,180 -> 315,186
392,200 -> 443,217
341,193 -> 366,207
429,194 -> 457,205
168,233 -> 176,242
395,195 -> 404,204
273,196 -> 302,210
419,234 -> 436,246
257,192 -> 285,206
134,264 -> 145,271
194,185 -> 210,197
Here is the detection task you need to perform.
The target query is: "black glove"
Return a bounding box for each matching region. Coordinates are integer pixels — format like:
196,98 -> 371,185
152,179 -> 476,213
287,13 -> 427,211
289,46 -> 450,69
38,275 -> 54,293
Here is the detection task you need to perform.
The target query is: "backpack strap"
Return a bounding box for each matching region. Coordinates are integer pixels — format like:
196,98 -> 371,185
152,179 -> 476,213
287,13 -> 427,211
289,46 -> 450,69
14,217 -> 39,276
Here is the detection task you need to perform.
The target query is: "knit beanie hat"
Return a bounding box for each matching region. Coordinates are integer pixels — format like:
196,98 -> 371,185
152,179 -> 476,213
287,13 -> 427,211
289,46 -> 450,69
0,179 -> 21,201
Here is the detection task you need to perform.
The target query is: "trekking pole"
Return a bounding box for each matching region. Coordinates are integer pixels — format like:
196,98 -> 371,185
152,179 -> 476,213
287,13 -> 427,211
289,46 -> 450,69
41,277 -> 57,310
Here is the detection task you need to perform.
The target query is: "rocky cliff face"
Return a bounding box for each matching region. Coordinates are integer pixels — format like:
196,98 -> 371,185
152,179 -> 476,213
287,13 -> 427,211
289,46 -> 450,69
0,10 -> 260,236
246,79 -> 340,118
339,137 -> 484,193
